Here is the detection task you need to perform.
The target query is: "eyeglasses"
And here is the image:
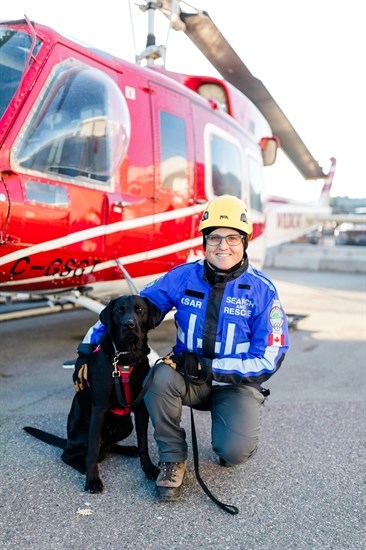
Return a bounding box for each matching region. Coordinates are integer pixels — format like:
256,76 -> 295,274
205,234 -> 244,247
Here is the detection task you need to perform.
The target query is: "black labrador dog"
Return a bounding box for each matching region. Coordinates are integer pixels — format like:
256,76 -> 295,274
24,295 -> 161,493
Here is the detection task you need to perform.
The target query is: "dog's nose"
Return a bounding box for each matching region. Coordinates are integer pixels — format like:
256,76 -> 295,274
124,320 -> 136,329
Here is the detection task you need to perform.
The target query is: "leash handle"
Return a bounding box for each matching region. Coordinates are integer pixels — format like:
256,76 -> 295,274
187,382 -> 239,515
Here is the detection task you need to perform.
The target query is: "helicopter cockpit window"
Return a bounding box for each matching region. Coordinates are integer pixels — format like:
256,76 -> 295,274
209,133 -> 241,199
0,27 -> 42,119
12,59 -> 131,186
159,111 -> 188,191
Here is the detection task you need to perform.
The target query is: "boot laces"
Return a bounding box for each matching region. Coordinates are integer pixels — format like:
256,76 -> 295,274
159,462 -> 180,482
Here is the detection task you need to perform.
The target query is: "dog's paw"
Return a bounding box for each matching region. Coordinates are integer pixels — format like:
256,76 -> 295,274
85,477 -> 104,493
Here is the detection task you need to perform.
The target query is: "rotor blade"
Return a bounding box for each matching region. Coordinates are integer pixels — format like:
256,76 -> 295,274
175,9 -> 325,180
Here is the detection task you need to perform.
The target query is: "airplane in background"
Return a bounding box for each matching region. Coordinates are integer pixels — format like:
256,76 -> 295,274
0,1 -> 334,314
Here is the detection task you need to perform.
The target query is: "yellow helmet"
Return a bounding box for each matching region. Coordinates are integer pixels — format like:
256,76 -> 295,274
198,195 -> 253,238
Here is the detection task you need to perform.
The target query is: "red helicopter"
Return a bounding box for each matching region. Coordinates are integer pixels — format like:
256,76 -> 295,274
0,1 -> 332,313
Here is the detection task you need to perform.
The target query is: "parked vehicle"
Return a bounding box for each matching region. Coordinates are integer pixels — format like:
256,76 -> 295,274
335,223 -> 366,246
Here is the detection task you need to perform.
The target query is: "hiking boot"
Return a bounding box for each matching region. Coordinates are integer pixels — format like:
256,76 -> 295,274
156,460 -> 187,501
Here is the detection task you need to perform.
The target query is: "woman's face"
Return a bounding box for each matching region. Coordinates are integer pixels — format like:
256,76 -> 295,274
205,227 -> 244,271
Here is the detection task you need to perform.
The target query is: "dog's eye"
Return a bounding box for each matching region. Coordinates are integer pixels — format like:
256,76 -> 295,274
136,306 -> 145,313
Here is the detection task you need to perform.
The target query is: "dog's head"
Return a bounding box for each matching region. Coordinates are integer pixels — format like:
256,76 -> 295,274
99,295 -> 160,361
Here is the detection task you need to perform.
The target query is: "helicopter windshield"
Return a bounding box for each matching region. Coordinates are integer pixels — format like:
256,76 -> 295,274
0,26 -> 42,119
12,59 -> 131,185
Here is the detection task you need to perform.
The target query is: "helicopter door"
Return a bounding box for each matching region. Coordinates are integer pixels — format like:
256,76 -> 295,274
149,81 -> 195,265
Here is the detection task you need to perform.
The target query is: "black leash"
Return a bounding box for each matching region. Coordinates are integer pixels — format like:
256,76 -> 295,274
186,378 -> 239,515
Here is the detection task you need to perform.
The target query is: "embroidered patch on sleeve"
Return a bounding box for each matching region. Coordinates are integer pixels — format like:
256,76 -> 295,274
269,302 -> 284,331
268,333 -> 285,346
268,300 -> 285,346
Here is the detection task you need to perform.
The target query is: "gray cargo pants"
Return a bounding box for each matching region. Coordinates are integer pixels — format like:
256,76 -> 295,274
144,362 -> 266,464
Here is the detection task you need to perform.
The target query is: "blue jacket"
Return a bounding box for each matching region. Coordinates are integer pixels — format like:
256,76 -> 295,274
140,259 -> 288,385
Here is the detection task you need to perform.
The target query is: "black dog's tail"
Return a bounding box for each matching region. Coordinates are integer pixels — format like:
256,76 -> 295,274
23,426 -> 67,449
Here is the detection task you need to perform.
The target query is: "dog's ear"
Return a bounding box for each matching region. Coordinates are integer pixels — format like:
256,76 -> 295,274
99,298 -> 119,329
141,297 -> 163,330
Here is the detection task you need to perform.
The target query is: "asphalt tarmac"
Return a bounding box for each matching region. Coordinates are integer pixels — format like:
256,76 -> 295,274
0,268 -> 365,550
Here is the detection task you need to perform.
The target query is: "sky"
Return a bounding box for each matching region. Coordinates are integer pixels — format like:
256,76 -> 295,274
2,0 -> 366,201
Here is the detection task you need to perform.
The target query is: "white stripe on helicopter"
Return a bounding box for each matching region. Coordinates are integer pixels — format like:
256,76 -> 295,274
0,203 -> 206,267
0,237 -> 204,288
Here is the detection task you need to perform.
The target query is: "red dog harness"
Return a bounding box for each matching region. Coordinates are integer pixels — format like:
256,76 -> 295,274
110,363 -> 134,416
93,345 -> 134,416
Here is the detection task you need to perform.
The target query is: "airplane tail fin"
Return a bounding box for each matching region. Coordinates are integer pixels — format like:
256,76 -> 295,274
319,157 -> 336,206
23,426 -> 67,449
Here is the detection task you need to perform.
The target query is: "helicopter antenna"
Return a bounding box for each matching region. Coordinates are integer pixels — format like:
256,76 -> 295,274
135,1 -> 166,66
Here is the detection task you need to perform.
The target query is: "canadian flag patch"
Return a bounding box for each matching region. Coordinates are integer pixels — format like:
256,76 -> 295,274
269,333 -> 285,346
